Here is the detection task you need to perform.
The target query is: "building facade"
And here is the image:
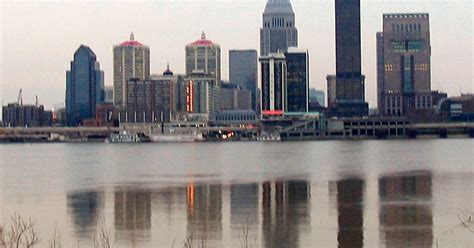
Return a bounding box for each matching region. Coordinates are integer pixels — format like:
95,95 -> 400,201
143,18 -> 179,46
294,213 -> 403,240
113,33 -> 150,107
66,45 -> 104,126
377,14 -> 432,116
309,88 -> 325,111
334,0 -> 368,116
260,0 -> 298,56
121,67 -> 183,123
327,75 -> 337,108
220,83 -> 252,111
184,73 -> 220,119
285,47 -> 309,112
260,53 -> 287,113
185,32 -> 221,87
229,50 -> 258,111
2,104 -> 48,127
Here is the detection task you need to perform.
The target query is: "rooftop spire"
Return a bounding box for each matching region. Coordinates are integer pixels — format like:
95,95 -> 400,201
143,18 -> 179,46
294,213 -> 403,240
130,32 -> 135,41
201,31 -> 206,40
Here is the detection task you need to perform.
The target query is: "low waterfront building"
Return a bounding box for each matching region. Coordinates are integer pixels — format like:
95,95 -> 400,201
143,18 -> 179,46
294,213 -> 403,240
213,110 -> 258,126
2,103 -> 49,127
437,94 -> 474,122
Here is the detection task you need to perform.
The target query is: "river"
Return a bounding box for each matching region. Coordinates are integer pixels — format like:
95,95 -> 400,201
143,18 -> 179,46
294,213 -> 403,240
0,139 -> 473,247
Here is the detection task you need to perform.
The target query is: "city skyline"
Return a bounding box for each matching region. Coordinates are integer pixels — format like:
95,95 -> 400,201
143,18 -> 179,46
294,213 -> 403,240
1,0 -> 472,111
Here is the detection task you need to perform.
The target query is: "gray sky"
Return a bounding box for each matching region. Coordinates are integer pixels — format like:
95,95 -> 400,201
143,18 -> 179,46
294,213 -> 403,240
1,0 -> 473,111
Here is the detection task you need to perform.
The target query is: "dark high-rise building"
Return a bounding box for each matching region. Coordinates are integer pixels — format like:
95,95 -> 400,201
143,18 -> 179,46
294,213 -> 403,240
229,50 -> 258,111
377,14 -> 433,116
260,53 -> 287,113
334,0 -> 368,117
66,45 -> 104,126
260,0 -> 298,56
285,48 -> 309,112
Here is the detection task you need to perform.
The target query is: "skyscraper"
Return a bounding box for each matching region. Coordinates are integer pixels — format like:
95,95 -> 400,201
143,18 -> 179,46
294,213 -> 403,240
377,14 -> 432,116
113,33 -> 150,107
260,0 -> 298,56
229,50 -> 258,111
260,53 -> 287,113
334,0 -> 368,117
285,47 -> 309,112
66,45 -> 104,126
185,32 -> 221,86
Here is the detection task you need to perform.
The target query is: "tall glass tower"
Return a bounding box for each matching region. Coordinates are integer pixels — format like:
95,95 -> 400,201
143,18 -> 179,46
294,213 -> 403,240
334,0 -> 368,117
260,0 -> 298,56
66,45 -> 104,126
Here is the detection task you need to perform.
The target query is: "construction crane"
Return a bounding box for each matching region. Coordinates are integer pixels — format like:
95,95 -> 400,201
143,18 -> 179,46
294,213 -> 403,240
17,89 -> 23,106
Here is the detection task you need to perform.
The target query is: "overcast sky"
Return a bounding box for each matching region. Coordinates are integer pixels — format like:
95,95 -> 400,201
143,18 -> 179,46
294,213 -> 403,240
1,0 -> 472,111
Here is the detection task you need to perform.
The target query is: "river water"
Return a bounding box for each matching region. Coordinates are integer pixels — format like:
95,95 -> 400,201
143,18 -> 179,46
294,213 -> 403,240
0,139 -> 473,247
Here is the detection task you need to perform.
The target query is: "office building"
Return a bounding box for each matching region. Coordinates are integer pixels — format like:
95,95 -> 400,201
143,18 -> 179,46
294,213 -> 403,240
186,32 -> 221,86
377,14 -> 434,116
260,0 -> 298,56
260,53 -> 287,113
220,83 -> 252,111
285,47 -> 309,112
229,50 -> 258,111
2,103 -> 48,127
326,75 -> 337,108
66,45 -> 104,126
121,66 -> 183,123
309,89 -> 325,111
184,73 -> 220,119
104,86 -> 114,104
113,33 -> 150,107
334,0 -> 368,116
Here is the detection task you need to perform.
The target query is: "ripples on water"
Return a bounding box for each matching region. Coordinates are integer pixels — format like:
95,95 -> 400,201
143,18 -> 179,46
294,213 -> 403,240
0,140 -> 473,247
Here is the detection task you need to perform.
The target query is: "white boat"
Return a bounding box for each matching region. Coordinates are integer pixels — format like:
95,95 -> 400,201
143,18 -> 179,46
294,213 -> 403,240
149,133 -> 204,142
108,130 -> 144,143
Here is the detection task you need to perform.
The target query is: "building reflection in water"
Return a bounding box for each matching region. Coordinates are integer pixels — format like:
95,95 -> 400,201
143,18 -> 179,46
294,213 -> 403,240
114,188 -> 151,242
378,171 -> 433,248
187,183 -> 223,247
262,180 -> 311,248
336,178 -> 365,248
67,190 -> 104,237
230,184 -> 259,232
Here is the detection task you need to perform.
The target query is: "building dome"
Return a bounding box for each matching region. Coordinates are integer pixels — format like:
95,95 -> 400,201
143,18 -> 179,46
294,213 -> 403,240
189,31 -> 215,46
119,32 -> 144,46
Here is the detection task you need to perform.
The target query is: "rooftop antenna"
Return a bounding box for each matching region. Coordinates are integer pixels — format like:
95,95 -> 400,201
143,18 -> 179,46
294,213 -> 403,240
35,95 -> 39,107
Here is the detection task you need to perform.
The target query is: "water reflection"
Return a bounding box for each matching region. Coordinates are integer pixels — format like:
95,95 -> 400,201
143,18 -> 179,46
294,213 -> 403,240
378,171 -> 433,248
186,183 -> 223,247
336,178 -> 365,248
67,191 -> 104,237
262,180 -> 311,248
230,183 -> 259,240
114,188 -> 151,242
